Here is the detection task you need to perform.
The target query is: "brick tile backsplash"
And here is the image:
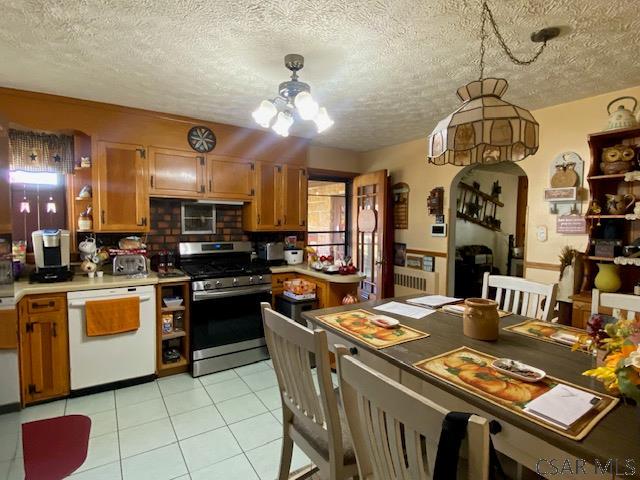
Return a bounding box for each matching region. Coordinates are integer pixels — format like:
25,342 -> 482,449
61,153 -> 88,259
146,198 -> 248,253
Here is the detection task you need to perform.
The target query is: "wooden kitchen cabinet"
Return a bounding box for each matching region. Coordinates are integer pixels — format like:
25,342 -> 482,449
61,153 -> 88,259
207,155 -> 255,200
281,165 -> 307,230
94,141 -> 149,232
149,147 -> 205,198
243,162 -> 307,231
0,307 -> 17,349
18,294 -> 69,405
570,292 -> 612,329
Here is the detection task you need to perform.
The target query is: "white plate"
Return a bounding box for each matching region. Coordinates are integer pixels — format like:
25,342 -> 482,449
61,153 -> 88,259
369,315 -> 400,329
491,358 -> 546,383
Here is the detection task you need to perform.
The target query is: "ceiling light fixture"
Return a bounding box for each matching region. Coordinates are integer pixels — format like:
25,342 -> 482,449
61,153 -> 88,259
427,1 -> 559,166
252,54 -> 333,137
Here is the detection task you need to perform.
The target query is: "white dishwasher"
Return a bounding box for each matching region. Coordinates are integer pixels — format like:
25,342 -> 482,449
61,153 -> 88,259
67,285 -> 156,391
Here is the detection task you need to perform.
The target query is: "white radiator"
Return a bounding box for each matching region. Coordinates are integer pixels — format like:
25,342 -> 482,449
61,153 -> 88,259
393,266 -> 439,296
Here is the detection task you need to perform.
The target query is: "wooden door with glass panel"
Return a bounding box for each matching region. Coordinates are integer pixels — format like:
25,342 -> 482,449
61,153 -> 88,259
351,170 -> 390,301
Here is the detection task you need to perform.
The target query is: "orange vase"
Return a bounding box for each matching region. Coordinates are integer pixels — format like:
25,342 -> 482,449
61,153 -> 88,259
463,298 -> 500,341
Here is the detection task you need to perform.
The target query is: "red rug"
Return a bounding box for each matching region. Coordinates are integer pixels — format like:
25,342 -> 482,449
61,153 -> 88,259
22,415 -> 91,480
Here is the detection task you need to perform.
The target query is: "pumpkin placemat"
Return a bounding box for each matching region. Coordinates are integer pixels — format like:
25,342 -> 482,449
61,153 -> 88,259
504,320 -> 588,351
315,309 -> 429,349
413,347 -> 618,440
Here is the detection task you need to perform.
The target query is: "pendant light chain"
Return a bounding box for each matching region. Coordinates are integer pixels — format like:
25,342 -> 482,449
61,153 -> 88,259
478,0 -> 549,79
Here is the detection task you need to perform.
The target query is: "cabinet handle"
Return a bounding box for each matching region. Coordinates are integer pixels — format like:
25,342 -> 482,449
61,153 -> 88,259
257,214 -> 261,225
137,218 -> 144,226
200,185 -> 205,193
32,301 -> 54,309
52,322 -> 57,338
144,217 -> 147,226
101,210 -> 106,224
349,347 -> 358,355
283,215 -> 287,225
277,219 -> 281,226
150,175 -> 154,188
300,219 -> 306,227
209,180 -> 212,192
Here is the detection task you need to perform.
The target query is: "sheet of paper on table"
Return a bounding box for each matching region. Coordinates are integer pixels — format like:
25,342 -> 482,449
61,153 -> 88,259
373,301 -> 435,319
406,295 -> 462,308
523,385 -> 598,430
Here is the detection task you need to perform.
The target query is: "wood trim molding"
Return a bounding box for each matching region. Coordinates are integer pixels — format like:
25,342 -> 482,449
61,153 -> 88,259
524,261 -> 561,272
406,248 -> 447,258
307,167 -> 359,179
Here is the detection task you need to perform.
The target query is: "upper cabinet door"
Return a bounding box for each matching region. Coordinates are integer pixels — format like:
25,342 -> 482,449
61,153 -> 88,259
252,162 -> 279,229
206,156 -> 254,200
149,147 -> 205,198
281,165 -> 307,230
95,141 -> 149,232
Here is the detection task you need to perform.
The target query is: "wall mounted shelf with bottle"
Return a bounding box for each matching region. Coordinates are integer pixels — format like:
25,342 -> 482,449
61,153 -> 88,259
581,125 -> 640,294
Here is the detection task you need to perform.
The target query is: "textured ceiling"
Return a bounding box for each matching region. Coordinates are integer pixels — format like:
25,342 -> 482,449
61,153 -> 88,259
0,1 -> 639,151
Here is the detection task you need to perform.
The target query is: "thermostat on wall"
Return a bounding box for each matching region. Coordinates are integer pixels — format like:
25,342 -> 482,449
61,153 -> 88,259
431,224 -> 447,237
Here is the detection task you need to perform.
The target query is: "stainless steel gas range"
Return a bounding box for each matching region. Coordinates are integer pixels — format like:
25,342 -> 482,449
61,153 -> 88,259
178,242 -> 272,377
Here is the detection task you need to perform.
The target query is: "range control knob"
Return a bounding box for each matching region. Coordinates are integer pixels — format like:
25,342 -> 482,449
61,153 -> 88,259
258,275 -> 264,282
232,278 -> 239,286
204,282 -> 211,289
248,276 -> 254,283
215,280 -> 222,288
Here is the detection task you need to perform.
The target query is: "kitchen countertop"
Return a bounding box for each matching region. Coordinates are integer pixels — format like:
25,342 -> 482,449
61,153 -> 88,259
270,264 -> 364,284
13,272 -> 191,302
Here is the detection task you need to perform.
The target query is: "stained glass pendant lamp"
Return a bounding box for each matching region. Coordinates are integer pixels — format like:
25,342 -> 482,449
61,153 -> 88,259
427,1 -> 559,166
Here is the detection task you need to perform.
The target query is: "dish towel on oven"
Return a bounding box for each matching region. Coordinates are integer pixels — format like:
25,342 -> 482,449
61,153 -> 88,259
433,412 -> 506,480
85,297 -> 140,336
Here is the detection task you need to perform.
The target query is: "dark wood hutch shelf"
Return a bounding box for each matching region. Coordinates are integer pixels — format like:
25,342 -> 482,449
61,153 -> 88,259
581,126 -> 640,293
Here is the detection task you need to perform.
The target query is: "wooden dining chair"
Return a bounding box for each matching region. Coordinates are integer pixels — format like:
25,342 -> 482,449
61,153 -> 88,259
335,346 -> 490,480
591,289 -> 640,320
261,305 -> 358,480
481,272 -> 558,321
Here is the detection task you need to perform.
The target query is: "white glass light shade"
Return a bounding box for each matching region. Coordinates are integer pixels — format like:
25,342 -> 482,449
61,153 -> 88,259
252,100 -> 277,128
46,196 -> 57,213
294,91 -> 319,120
271,111 -> 294,137
19,197 -> 30,214
427,78 -> 539,166
313,107 -> 334,133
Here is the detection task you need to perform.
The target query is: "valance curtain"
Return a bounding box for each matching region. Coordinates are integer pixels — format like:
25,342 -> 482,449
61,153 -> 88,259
9,129 -> 75,174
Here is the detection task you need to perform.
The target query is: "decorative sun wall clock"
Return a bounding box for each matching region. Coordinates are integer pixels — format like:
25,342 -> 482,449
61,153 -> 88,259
187,126 -> 216,153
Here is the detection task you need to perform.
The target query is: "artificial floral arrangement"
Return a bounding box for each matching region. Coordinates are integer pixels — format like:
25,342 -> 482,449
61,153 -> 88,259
575,313 -> 640,402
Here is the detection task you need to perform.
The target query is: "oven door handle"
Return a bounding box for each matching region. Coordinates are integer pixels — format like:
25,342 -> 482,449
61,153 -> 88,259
68,294 -> 153,308
193,284 -> 272,301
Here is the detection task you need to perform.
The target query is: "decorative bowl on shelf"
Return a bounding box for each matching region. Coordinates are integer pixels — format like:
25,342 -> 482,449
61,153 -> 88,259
163,297 -> 183,308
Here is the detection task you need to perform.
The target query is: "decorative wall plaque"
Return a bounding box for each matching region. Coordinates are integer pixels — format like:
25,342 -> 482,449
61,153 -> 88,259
392,182 -> 409,229
556,215 -> 587,235
428,187 -> 444,216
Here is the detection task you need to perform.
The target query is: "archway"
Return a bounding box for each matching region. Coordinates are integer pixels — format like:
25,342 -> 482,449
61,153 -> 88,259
447,161 -> 528,296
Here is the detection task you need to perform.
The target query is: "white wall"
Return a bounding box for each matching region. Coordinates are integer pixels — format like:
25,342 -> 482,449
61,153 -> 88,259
455,168 -> 521,275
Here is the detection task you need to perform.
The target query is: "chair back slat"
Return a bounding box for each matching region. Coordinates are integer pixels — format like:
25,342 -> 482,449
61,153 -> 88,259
482,272 -> 557,321
592,289 -> 640,321
263,308 -> 340,438
337,349 -> 489,480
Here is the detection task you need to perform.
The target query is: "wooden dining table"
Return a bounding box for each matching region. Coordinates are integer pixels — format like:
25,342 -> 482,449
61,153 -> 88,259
302,296 -> 640,480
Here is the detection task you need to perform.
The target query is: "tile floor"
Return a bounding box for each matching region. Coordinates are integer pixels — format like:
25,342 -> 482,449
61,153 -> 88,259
0,360 -> 334,480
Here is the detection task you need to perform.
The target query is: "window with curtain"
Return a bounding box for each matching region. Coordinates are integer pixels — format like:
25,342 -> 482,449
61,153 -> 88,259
307,179 -> 349,260
11,172 -> 67,252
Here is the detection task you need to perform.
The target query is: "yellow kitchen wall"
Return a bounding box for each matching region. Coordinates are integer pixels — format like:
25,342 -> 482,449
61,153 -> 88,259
308,145 -> 363,173
360,84 -> 640,294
